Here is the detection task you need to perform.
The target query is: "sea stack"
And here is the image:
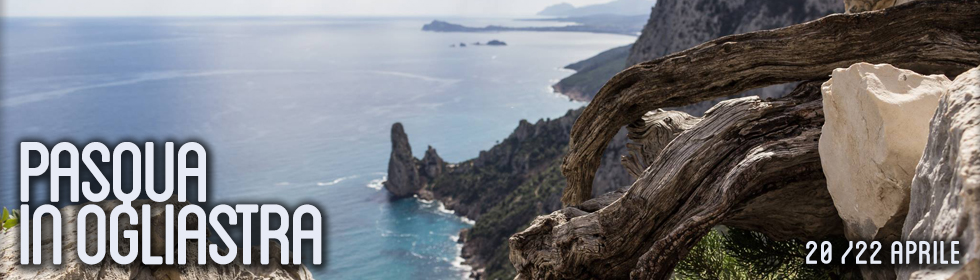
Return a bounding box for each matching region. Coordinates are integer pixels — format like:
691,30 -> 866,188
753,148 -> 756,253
384,123 -> 423,197
383,123 -> 447,198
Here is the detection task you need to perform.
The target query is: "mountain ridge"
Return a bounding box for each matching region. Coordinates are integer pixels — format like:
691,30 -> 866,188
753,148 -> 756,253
537,0 -> 656,17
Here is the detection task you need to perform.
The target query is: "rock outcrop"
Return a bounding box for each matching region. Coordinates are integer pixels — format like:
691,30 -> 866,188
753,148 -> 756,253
0,200 -> 312,280
554,0 -> 843,109
627,0 -> 841,66
419,146 -> 446,182
626,0 -> 842,115
384,123 -> 423,197
819,63 -> 948,242
384,109 -> 634,279
383,123 -> 447,198
899,66 -> 980,280
844,0 -> 913,13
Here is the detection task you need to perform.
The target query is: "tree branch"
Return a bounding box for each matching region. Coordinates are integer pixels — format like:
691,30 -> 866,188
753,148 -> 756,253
561,0 -> 980,206
512,82 -> 844,279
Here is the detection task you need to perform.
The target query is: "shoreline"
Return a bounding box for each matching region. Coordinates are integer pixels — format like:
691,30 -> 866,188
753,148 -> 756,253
389,31 -> 630,279
551,83 -> 592,102
414,193 -> 483,279
426,41 -> 619,279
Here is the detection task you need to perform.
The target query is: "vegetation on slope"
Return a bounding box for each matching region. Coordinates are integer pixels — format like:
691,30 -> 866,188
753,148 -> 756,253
1,208 -> 18,232
676,228 -> 861,280
426,114 -> 577,279
552,44 -> 631,101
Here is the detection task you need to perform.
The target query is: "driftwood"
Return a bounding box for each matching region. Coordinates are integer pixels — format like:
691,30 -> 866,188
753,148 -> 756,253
560,0 -> 980,206
510,82 -> 845,279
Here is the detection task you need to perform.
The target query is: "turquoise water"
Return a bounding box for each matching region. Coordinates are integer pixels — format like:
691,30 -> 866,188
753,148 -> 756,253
0,17 -> 634,279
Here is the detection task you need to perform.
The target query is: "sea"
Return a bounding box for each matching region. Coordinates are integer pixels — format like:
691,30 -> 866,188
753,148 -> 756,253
0,17 -> 634,279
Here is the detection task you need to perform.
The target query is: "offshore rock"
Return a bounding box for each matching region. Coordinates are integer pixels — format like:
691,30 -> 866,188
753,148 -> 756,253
899,66 -> 980,280
820,63 -> 948,242
384,122 -> 423,197
0,200 -> 313,280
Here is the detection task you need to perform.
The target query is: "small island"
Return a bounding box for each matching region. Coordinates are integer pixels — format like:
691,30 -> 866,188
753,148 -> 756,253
421,16 -> 646,36
450,40 -> 507,48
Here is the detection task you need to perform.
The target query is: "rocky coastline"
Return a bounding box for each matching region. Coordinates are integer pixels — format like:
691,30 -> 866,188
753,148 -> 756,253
388,1 -> 980,279
383,109 -> 634,279
390,0 -> 847,278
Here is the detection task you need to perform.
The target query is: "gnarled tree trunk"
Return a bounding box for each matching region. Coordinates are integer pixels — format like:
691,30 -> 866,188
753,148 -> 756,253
512,2 -> 980,279
560,0 -> 980,206
511,82 -> 844,279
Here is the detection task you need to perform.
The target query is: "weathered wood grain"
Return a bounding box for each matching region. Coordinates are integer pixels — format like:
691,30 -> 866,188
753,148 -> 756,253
511,82 -> 845,279
620,110 -> 700,178
561,0 -> 980,206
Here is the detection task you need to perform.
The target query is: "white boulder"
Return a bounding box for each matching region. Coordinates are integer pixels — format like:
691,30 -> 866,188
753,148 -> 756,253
819,62 -> 949,241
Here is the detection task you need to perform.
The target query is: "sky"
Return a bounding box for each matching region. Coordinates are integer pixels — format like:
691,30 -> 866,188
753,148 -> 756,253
3,0 -> 613,17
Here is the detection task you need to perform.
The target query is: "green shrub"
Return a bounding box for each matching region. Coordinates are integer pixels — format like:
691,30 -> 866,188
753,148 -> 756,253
1,207 -> 19,231
675,228 -> 861,280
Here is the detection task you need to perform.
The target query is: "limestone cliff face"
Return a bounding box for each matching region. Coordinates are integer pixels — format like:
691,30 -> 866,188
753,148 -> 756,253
899,66 -> 980,280
628,0 -> 841,65
627,0 -> 842,115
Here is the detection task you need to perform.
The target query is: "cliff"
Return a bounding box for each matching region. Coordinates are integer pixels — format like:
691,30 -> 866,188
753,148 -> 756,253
627,0 -> 841,115
552,0 -> 844,115
384,109 -> 633,279
512,1 -> 980,279
627,0 -> 841,65
552,0 -> 842,114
